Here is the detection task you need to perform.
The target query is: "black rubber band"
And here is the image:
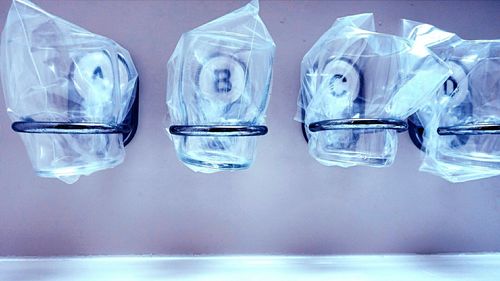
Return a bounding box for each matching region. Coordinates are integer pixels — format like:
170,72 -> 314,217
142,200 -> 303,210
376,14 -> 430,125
437,124 -> 500,136
407,118 -> 426,151
308,118 -> 408,133
11,122 -> 131,135
169,125 -> 268,137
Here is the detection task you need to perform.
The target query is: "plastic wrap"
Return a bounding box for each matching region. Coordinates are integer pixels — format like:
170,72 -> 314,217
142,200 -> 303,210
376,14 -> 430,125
296,13 -> 450,168
403,20 -> 500,182
0,0 -> 138,183
166,0 -> 275,173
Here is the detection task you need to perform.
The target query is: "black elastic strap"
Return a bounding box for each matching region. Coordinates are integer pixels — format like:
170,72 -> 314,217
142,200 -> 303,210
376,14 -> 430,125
407,118 -> 426,151
12,122 -> 131,135
122,78 -> 139,146
308,118 -> 408,133
437,124 -> 500,136
169,125 -> 268,137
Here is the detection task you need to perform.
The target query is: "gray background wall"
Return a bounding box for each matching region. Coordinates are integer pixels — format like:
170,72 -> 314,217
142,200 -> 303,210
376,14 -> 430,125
0,0 -> 499,256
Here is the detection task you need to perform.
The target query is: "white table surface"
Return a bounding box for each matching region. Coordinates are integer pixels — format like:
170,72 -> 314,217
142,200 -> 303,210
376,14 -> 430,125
1,254 -> 500,281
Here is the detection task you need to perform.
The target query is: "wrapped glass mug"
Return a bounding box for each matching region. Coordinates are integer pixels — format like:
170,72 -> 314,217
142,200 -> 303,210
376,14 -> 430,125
167,0 -> 275,173
297,13 -> 450,168
403,20 -> 500,182
0,0 -> 139,183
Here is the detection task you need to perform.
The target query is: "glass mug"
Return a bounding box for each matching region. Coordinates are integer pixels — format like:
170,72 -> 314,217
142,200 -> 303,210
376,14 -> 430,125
404,19 -> 500,182
167,0 -> 275,173
298,13 -> 449,168
1,0 -> 138,183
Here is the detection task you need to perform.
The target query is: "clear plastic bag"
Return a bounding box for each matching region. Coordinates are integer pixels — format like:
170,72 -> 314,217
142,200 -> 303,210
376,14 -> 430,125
296,13 -> 449,168
0,0 -> 138,184
403,19 -> 500,182
166,0 -> 275,173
